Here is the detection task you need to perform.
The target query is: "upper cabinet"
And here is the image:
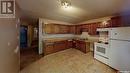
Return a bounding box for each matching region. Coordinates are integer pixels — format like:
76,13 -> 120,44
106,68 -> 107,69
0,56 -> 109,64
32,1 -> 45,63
44,24 -> 53,34
110,15 -> 130,27
111,16 -> 122,27
44,24 -> 75,34
75,25 -> 82,34
59,25 -> 69,34
44,24 -> 60,34
75,23 -> 100,35
69,25 -> 76,34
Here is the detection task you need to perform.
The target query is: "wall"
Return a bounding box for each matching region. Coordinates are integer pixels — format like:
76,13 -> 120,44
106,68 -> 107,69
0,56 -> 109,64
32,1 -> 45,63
0,19 -> 19,73
0,3 -> 20,73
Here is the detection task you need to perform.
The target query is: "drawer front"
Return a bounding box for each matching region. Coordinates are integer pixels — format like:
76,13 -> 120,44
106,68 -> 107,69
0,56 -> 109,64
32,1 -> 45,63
45,45 -> 54,55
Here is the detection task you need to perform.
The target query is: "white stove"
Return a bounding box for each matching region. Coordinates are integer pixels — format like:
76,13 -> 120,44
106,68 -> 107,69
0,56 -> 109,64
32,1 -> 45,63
94,42 -> 109,65
94,28 -> 110,65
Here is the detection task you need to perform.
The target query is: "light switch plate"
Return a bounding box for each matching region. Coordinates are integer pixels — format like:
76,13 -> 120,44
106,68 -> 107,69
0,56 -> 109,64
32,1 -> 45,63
14,46 -> 19,54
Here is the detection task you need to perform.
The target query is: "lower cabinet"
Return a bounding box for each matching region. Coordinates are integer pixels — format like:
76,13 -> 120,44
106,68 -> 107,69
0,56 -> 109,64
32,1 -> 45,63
44,40 -> 68,55
67,40 -> 73,49
44,40 -> 90,55
44,44 -> 54,55
54,41 -> 67,52
75,40 -> 90,53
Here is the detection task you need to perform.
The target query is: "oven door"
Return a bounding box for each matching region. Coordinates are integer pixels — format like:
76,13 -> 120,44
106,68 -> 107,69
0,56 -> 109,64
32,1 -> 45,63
94,42 -> 108,58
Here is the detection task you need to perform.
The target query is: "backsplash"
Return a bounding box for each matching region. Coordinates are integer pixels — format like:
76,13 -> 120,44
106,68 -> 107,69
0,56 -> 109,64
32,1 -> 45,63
43,34 -> 75,39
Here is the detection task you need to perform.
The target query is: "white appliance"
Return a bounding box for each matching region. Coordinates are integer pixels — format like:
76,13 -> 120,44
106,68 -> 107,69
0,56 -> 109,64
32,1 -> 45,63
94,28 -> 110,65
109,27 -> 130,71
94,42 -> 109,65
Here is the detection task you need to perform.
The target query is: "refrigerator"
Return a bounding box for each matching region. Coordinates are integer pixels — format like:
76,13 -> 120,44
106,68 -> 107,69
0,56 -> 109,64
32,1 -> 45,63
109,27 -> 130,71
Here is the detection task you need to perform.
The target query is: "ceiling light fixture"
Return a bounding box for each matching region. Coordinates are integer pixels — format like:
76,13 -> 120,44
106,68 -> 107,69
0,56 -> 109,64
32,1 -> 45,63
60,0 -> 71,8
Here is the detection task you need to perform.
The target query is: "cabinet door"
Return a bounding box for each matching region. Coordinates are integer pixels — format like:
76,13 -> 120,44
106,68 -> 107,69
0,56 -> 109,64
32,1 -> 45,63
60,25 -> 69,34
75,25 -> 82,34
69,26 -> 75,34
86,42 -> 90,53
44,24 -> 53,34
87,23 -> 98,35
111,16 -> 122,27
75,40 -> 90,53
67,40 -> 73,49
54,41 -> 67,52
92,23 -> 97,35
75,40 -> 81,50
82,25 -> 89,32
53,24 -> 60,34
79,41 -> 86,53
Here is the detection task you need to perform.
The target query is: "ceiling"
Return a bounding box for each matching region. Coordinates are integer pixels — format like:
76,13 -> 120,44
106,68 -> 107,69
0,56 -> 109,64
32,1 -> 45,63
16,0 -> 130,24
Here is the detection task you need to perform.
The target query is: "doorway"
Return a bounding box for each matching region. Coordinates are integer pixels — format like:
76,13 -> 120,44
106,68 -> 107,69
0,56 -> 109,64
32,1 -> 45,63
20,25 -> 28,49
20,23 -> 43,70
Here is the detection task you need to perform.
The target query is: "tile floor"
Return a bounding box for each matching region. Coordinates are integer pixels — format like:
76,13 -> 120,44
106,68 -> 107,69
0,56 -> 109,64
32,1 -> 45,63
20,48 -> 116,73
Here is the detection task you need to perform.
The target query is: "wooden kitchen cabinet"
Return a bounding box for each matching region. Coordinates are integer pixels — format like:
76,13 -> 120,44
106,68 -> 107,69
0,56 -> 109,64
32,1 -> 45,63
81,25 -> 89,32
59,25 -> 69,34
67,40 -> 74,49
44,39 -> 90,55
44,24 -> 53,34
75,25 -> 82,34
44,43 -> 54,55
110,15 -> 130,27
77,24 -> 97,35
44,24 -> 60,34
44,24 -> 72,34
69,25 -> 76,34
44,40 -> 68,55
54,40 -> 67,52
75,40 -> 90,53
85,42 -> 90,53
111,16 -> 122,27
53,24 -> 60,34
75,40 -> 81,50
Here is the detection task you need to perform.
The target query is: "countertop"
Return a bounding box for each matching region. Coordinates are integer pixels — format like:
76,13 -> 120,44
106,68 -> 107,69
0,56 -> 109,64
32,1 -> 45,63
43,37 -> 99,43
43,38 -> 73,43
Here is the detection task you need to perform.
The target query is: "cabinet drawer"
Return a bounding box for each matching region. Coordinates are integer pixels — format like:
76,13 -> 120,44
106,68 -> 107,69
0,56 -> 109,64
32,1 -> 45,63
45,45 -> 54,55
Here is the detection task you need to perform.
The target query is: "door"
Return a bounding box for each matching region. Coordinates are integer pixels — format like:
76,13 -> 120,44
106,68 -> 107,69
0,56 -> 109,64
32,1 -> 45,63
109,40 -> 130,71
